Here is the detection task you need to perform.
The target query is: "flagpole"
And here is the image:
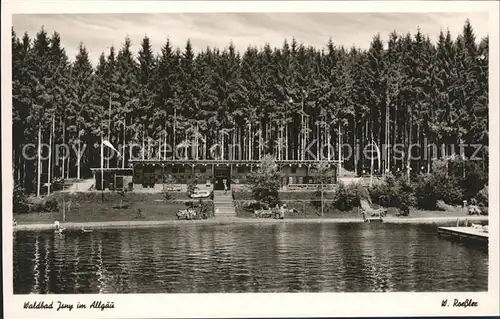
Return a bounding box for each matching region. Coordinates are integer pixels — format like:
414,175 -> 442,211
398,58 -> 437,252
122,119 -> 126,169
101,131 -> 104,202
108,94 -> 112,169
370,133 -> 374,188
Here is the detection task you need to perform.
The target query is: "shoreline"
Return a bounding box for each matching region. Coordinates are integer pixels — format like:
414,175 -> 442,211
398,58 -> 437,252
13,216 -> 489,232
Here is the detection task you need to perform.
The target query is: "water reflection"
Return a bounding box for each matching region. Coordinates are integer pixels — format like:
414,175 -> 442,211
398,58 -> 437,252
13,223 -> 488,294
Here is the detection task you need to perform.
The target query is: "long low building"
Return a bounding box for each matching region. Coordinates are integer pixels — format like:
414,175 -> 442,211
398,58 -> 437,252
91,159 -> 340,191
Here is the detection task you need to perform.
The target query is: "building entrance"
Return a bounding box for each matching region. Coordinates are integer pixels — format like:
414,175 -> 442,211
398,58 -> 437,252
214,166 -> 231,190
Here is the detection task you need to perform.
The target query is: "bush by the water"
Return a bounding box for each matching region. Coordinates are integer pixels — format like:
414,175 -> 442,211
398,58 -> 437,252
477,184 -> 488,207
14,184 -> 62,214
369,157 -> 486,211
369,175 -> 403,208
369,174 -> 415,214
43,198 -> 59,212
413,172 -> 462,209
13,184 -> 29,213
199,201 -> 215,217
456,160 -> 488,201
398,178 -> 416,215
332,182 -> 368,211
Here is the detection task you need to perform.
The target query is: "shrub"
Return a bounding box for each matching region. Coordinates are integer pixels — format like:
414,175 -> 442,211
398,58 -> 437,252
412,164 -> 464,208
397,178 -> 416,215
186,174 -> 199,196
163,174 -> 176,184
477,184 -> 488,207
200,201 -> 215,218
43,198 -> 59,212
332,182 -> 367,211
243,201 -> 270,211
13,184 -> 29,214
413,174 -> 441,209
163,191 -> 173,201
247,155 -> 282,207
369,174 -> 402,208
432,157 -> 486,205
436,175 -> 464,205
369,175 -> 415,214
460,161 -> 488,201
232,189 -> 254,200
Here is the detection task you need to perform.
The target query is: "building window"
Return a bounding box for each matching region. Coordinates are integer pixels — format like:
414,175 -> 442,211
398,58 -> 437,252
237,167 -> 245,174
172,167 -> 185,174
291,166 -> 297,174
199,167 -> 206,174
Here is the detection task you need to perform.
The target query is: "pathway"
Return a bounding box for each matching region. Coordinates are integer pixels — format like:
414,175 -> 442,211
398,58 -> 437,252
213,190 -> 236,217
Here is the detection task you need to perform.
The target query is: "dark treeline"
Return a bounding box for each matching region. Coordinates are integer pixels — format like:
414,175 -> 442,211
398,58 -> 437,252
12,20 -> 488,194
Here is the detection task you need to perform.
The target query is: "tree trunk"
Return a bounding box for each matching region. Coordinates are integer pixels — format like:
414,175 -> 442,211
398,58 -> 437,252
47,115 -> 54,195
142,129 -> 145,160
370,122 -> 374,187
107,95 -> 112,169
37,123 -> 42,197
163,118 -> 167,160
248,123 -> 252,161
123,119 -> 127,167
232,127 -> 236,160
327,125 -> 331,161
385,96 -> 390,175
427,133 -> 432,174
353,117 -> 358,176
301,101 -> 304,161
407,110 -> 412,181
316,123 -> 319,161
173,108 -> 177,152
394,103 -> 398,172
416,123 -> 420,173
77,122 -> 81,180
285,121 -> 288,160
62,118 -> 66,180
259,123 -> 263,159
338,121 -> 342,177
66,144 -> 70,179
221,130 -> 225,160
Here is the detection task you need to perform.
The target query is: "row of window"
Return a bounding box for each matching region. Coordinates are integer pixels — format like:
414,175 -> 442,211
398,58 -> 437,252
136,166 -> 300,175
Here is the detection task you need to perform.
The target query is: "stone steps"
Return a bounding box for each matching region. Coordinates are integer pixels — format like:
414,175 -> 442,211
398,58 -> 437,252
214,191 -> 236,217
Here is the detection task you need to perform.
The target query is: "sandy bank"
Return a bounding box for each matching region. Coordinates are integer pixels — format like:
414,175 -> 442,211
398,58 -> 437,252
13,215 -> 488,231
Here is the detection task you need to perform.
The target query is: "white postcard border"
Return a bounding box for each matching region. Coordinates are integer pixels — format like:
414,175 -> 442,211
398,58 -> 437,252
2,1 -> 499,318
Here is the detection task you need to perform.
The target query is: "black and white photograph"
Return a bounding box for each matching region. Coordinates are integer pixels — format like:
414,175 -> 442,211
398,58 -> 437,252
2,1 -> 499,318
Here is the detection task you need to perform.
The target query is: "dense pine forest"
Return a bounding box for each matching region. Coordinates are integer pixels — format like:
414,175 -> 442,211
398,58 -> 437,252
12,20 -> 488,195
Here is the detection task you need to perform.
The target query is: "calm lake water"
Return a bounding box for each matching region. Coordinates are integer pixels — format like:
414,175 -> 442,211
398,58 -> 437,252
13,223 -> 488,293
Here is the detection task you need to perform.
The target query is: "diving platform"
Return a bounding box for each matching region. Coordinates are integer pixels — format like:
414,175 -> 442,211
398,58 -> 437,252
437,226 -> 489,246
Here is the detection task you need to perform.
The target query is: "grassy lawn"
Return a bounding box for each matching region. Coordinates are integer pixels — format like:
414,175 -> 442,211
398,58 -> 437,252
235,200 -> 475,219
15,202 -> 189,224
14,190 -> 484,225
15,192 -> 213,224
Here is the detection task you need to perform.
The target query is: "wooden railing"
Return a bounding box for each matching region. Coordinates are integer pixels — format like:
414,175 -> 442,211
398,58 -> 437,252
286,184 -> 336,191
